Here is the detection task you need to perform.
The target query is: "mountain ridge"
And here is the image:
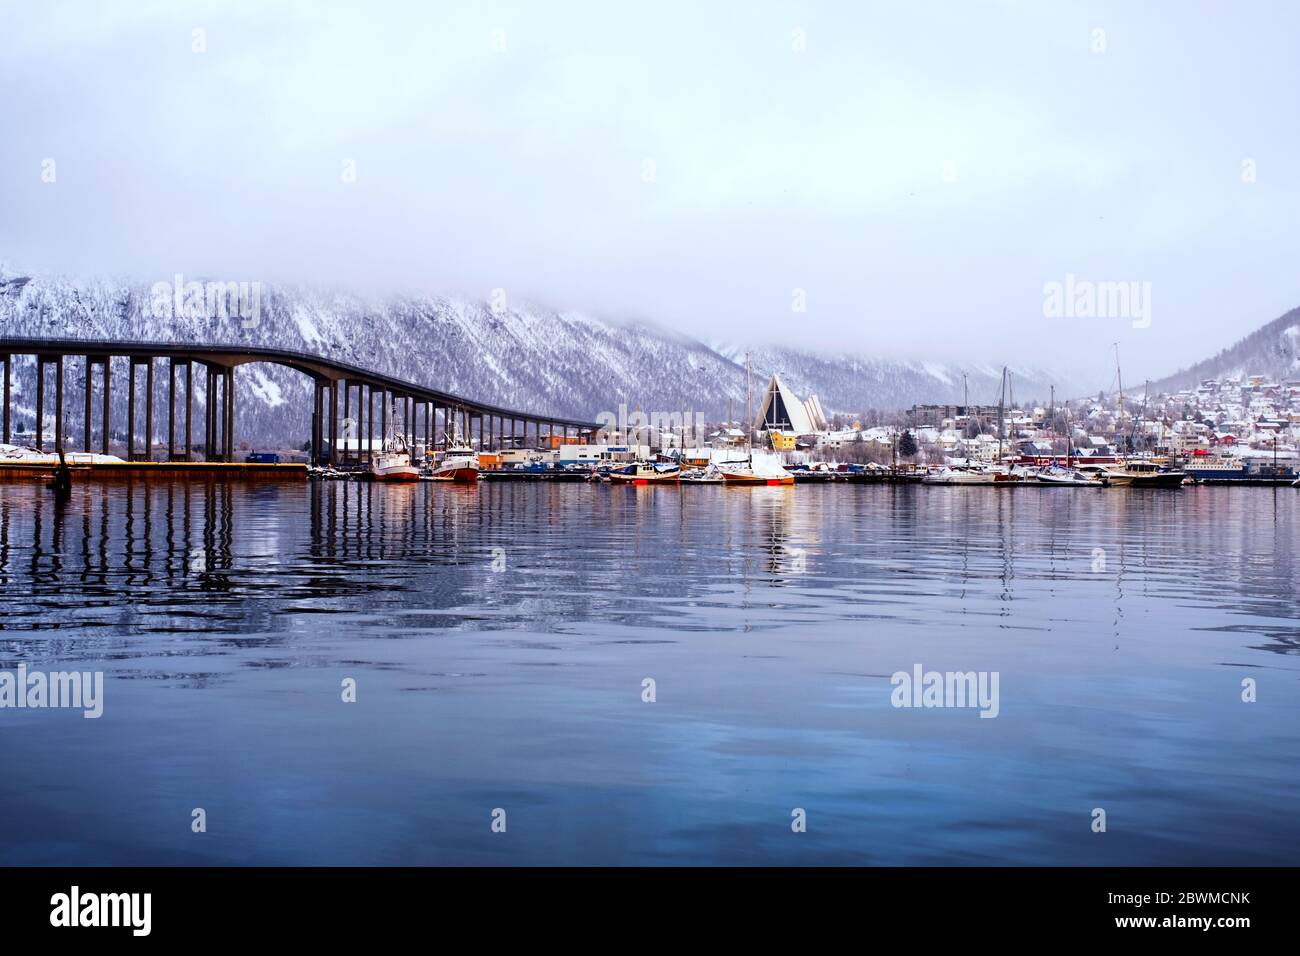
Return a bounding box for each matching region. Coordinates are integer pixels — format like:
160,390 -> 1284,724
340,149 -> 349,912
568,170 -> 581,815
1149,306 -> 1300,393
0,263 -> 1085,444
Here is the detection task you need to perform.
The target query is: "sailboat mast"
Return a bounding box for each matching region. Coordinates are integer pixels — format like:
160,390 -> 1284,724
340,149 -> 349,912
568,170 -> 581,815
1065,402 -> 1071,468
997,365 -> 1006,462
1114,342 -> 1124,416
744,351 -> 753,449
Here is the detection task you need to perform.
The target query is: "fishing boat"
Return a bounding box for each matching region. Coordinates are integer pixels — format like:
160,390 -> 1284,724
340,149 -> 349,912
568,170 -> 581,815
371,433 -> 420,482
430,437 -> 480,483
608,461 -> 681,485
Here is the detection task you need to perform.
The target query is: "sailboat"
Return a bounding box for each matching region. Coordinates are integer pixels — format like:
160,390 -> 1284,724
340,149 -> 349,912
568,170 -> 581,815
718,454 -> 795,486
1036,403 -> 1105,485
1103,358 -> 1185,488
922,465 -> 1000,485
719,373 -> 794,485
371,402 -> 420,482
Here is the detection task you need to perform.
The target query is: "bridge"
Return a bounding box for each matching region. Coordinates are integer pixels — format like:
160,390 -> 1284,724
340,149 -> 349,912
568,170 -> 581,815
0,338 -> 601,465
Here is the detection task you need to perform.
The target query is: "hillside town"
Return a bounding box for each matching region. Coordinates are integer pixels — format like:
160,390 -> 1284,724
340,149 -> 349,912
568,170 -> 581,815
786,374 -> 1300,469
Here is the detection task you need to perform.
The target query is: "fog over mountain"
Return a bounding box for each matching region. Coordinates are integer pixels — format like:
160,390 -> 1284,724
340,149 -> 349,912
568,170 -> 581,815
0,263 -> 1079,444
6,3 -> 1300,386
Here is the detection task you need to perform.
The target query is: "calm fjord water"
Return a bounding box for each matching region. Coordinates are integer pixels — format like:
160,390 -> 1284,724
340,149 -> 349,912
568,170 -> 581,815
1,479 -> 1297,865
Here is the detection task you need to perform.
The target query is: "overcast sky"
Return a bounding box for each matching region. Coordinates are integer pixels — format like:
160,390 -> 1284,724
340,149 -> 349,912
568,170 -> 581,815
3,1 -> 1299,388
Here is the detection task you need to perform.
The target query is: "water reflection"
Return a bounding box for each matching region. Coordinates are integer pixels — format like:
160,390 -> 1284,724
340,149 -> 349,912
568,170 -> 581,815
1,480 -> 1298,865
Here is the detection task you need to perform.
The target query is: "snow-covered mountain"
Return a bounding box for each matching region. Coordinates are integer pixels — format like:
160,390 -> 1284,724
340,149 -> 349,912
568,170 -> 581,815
0,263 -> 1073,445
1150,306 -> 1300,392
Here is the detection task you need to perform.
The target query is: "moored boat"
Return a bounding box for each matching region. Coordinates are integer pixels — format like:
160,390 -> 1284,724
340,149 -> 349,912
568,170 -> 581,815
718,457 -> 795,486
372,445 -> 420,482
430,447 -> 480,483
922,465 -> 999,485
1036,465 -> 1107,486
608,462 -> 681,485
371,402 -> 421,481
1184,456 -> 1299,485
1103,461 -> 1186,488
428,420 -> 480,483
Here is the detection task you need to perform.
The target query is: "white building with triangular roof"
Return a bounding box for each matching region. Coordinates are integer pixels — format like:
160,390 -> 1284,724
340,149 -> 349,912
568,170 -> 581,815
753,373 -> 829,434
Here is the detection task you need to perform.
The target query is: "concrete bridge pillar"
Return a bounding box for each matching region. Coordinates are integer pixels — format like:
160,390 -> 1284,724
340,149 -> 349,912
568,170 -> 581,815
127,359 -> 136,459
34,357 -> 44,450
1,354 -> 9,445
102,357 -> 112,456
168,358 -> 177,460
224,366 -> 235,461
328,380 -> 339,467
182,361 -> 192,461
145,358 -> 155,461
84,356 -> 92,452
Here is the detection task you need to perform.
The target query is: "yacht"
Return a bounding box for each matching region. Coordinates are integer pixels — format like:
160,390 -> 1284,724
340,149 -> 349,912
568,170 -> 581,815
922,465 -> 1000,485
1036,465 -> 1106,486
1103,461 -> 1186,488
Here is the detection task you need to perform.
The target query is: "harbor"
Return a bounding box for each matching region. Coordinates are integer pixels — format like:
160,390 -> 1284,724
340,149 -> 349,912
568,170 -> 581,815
3,468 -> 1298,868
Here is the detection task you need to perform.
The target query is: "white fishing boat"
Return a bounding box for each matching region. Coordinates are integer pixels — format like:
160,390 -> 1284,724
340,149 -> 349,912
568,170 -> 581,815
429,423 -> 479,483
372,445 -> 419,481
370,402 -> 420,482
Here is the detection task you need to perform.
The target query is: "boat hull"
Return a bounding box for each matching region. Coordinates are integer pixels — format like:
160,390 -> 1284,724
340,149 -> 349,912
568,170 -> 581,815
1036,476 -> 1104,486
922,473 -> 998,485
1106,472 -> 1186,488
609,470 -> 680,485
432,466 -> 479,483
372,466 -> 420,481
720,472 -> 795,486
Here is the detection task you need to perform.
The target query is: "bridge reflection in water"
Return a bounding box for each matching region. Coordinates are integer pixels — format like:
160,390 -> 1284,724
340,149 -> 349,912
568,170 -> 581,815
0,338 -> 599,464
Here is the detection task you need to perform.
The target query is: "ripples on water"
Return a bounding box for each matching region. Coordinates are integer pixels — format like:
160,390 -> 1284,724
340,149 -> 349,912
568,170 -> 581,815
1,480 -> 1297,864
